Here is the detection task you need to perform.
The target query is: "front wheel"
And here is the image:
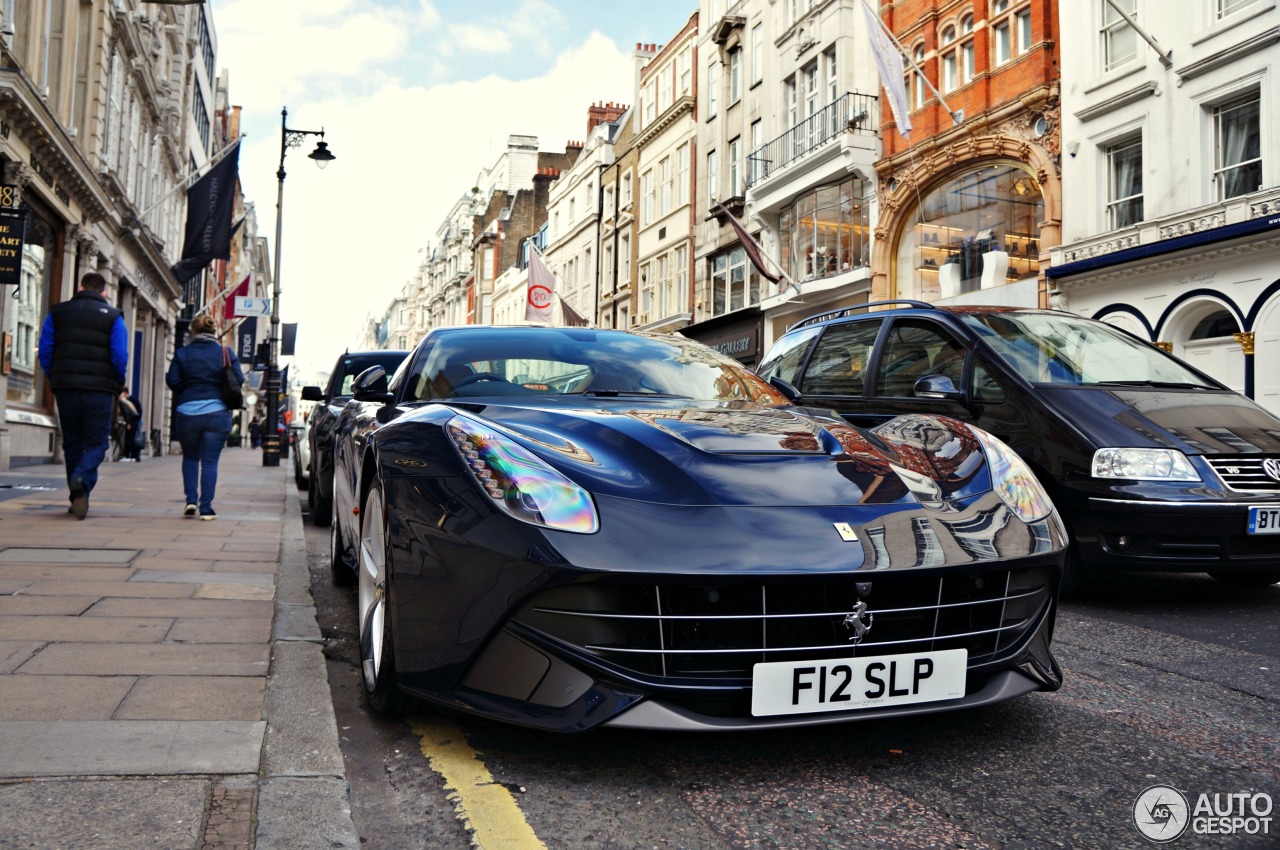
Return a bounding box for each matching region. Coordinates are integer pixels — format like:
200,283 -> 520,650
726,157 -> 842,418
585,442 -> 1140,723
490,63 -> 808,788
1208,571 -> 1280,587
358,479 -> 400,713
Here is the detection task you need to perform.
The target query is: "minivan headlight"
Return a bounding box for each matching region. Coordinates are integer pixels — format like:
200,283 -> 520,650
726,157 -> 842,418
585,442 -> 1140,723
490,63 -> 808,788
972,427 -> 1054,523
1092,448 -> 1200,482
447,414 -> 599,533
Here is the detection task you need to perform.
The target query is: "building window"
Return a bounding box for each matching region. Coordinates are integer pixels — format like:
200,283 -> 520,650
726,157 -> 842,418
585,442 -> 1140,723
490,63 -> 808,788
960,16 -> 976,82
826,47 -> 838,105
752,23 -> 764,85
908,44 -> 926,109
675,245 -> 688,312
707,149 -> 719,206
621,170 -> 633,207
708,61 -> 720,118
8,209 -> 55,410
1214,92 -> 1262,200
1101,0 -> 1137,71
992,1 -> 1033,66
677,143 -> 690,206
893,164 -> 1044,301
678,47 -> 692,96
620,234 -> 631,285
1017,8 -> 1032,53
660,156 -> 672,217
656,253 -> 671,316
642,169 -> 654,225
1219,0 -> 1259,17
749,120 -> 763,183
941,26 -> 959,92
1107,137 -> 1143,228
729,48 -> 742,103
729,137 -> 741,198
710,246 -> 758,316
779,176 -> 871,282
643,80 -> 656,126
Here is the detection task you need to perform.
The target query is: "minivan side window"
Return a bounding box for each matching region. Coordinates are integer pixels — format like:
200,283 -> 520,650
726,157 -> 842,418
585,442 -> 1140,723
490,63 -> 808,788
875,321 -> 966,398
756,326 -> 821,385
800,320 -> 883,396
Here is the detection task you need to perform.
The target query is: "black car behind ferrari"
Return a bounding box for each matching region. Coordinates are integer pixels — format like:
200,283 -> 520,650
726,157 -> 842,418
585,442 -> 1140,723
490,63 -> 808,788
300,349 -> 408,525
757,302 -> 1280,589
328,326 -> 1066,732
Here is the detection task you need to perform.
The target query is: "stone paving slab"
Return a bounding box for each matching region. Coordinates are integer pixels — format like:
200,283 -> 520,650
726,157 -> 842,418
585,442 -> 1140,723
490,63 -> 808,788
0,674 -> 135,720
0,595 -> 98,615
0,615 -> 172,642
133,568 -> 275,586
0,777 -> 210,849
194,583 -> 276,601
168,616 -> 271,643
17,642 -> 269,676
0,547 -> 138,564
18,579 -> 194,598
115,675 -> 266,721
83,597 -> 273,619
0,641 -> 41,673
0,720 -> 265,777
0,565 -> 135,581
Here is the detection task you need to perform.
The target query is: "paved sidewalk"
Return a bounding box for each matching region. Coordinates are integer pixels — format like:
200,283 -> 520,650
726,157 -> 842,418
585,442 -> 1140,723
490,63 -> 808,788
0,448 -> 358,849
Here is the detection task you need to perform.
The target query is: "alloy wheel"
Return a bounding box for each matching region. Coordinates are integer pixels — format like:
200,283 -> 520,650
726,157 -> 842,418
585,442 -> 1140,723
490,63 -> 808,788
358,486 -> 388,690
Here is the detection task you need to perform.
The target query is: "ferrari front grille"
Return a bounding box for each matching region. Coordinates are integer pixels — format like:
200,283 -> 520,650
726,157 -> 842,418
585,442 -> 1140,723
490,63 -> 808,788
513,568 -> 1053,681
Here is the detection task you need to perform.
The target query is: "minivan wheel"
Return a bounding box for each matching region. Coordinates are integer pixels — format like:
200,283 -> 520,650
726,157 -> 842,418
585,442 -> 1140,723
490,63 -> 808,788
1207,570 -> 1280,587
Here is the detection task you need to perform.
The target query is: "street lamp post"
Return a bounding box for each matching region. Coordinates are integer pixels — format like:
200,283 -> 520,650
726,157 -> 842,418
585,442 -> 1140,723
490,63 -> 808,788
263,106 -> 334,467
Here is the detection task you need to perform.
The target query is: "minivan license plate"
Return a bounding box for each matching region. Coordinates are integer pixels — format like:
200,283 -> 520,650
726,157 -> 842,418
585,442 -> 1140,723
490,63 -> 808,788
1247,506 -> 1280,534
751,649 -> 966,717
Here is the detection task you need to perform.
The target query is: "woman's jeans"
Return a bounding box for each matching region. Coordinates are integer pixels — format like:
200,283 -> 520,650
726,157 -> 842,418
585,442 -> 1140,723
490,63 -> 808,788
176,410 -> 233,513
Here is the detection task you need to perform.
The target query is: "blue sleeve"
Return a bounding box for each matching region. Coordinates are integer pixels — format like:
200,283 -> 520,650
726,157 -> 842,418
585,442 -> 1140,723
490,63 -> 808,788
229,349 -> 246,385
37,313 -> 55,375
110,316 -> 129,386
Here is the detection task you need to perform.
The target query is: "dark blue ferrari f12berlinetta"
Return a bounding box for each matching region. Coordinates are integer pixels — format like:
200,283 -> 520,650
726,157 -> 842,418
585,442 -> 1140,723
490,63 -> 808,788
327,325 -> 1066,732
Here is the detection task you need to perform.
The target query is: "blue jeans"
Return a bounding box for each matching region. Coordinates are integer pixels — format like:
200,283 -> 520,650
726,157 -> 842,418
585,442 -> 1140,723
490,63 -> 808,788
54,390 -> 114,497
176,410 -> 233,513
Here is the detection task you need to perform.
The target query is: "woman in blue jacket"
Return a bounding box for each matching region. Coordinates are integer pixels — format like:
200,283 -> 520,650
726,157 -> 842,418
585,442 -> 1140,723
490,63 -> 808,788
166,314 -> 244,519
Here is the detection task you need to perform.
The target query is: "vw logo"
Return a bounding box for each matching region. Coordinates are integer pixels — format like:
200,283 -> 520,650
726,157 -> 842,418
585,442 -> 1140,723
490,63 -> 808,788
1263,458 -> 1280,483
842,600 -> 874,645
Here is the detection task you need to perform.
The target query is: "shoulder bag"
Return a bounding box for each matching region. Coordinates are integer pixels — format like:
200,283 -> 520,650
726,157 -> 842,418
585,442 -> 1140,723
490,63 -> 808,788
221,346 -> 244,409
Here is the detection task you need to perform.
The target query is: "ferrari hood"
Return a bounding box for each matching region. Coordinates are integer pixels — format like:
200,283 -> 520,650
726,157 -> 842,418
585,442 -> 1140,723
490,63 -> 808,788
448,400 -> 993,509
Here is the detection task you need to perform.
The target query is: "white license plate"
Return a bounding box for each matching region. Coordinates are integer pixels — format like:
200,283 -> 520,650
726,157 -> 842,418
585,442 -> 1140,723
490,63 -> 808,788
751,649 -> 967,717
1248,506 -> 1280,535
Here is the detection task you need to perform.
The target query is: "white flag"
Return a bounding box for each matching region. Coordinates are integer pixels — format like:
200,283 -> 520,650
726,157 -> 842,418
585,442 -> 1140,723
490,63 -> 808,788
525,246 -> 556,324
861,1 -> 912,138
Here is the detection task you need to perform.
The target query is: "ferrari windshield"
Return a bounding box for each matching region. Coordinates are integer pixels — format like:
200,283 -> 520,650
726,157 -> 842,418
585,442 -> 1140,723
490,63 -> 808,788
961,312 -> 1219,388
406,327 -> 788,404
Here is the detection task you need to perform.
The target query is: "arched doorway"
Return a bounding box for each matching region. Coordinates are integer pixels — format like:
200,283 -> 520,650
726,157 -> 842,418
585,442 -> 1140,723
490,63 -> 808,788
1168,301 -> 1243,394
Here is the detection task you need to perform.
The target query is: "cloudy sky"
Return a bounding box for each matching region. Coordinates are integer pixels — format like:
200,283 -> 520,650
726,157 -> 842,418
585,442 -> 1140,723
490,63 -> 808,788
212,0 -> 697,376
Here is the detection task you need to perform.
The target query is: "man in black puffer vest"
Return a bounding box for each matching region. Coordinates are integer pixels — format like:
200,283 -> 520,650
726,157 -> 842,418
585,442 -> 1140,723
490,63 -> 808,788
37,272 -> 129,519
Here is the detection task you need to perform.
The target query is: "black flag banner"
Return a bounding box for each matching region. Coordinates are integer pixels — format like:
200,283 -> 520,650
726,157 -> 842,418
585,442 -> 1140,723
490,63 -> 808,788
171,142 -> 241,284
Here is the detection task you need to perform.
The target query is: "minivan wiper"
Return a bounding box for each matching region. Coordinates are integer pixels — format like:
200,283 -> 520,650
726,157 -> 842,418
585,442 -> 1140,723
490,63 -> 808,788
1098,380 -> 1212,390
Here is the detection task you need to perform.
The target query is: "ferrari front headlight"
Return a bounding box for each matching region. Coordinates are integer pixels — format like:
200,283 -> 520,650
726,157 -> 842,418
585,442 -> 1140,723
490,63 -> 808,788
447,414 -> 599,533
1092,448 -> 1200,482
972,427 -> 1054,523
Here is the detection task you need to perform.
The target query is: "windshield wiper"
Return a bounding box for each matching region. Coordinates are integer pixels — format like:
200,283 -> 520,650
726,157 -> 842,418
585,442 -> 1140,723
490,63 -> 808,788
577,389 -> 690,398
1099,380 -> 1212,389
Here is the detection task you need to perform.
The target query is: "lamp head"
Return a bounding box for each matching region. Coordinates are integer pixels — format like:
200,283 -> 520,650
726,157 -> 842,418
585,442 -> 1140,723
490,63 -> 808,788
308,140 -> 335,169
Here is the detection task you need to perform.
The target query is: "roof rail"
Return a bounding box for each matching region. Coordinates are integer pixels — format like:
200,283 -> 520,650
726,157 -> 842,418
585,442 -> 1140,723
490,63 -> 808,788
789,300 -> 936,330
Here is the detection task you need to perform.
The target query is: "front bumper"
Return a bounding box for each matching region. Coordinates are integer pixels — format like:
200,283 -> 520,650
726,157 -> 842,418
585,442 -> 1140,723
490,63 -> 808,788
1075,497 -> 1280,573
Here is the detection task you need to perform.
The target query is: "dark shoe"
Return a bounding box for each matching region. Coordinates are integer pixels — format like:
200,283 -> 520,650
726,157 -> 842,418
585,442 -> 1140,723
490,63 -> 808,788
184,504 -> 198,517
199,510 -> 217,521
69,477 -> 88,520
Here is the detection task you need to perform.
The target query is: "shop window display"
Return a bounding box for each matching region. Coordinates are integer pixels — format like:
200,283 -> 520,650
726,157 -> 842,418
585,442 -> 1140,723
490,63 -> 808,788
7,210 -> 55,410
778,176 -> 871,283
894,163 -> 1043,301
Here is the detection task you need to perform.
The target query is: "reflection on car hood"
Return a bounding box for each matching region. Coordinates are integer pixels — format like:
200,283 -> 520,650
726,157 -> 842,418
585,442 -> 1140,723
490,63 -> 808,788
440,399 -> 993,508
1037,386 -> 1280,454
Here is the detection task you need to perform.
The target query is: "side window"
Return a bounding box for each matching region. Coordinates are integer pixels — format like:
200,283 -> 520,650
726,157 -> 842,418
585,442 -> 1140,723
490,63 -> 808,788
800,320 -> 883,396
756,326 -> 821,384
971,359 -> 1007,403
875,321 -> 966,398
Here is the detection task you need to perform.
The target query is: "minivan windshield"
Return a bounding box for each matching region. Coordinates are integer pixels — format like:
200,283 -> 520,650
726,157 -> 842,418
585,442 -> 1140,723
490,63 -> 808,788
961,312 -> 1220,389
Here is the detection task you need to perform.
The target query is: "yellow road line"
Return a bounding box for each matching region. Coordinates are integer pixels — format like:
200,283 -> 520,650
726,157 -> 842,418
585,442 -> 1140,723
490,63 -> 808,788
412,719 -> 546,849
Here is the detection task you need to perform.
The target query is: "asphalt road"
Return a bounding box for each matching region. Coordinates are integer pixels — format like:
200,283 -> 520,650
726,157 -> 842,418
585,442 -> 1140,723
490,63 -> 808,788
302,500 -> 1279,850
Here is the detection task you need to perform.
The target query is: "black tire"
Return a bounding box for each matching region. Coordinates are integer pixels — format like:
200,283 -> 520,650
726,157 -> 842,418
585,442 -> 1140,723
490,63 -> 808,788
330,516 -> 355,586
358,479 -> 400,714
1208,571 -> 1280,587
309,468 -> 331,527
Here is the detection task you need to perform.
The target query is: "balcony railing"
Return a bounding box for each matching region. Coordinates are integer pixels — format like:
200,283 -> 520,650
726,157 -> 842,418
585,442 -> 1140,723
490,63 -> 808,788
745,92 -> 878,189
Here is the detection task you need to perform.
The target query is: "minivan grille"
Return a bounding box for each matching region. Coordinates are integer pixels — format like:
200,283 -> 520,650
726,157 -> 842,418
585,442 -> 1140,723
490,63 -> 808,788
513,568 -> 1053,682
1205,456 -> 1280,493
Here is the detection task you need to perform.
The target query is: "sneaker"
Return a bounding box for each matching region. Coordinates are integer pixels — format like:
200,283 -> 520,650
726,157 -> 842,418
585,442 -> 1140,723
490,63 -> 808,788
199,510 -> 217,521
69,477 -> 88,520
184,504 -> 197,517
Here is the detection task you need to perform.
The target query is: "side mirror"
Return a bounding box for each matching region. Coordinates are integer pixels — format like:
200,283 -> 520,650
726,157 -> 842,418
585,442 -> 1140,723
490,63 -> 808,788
768,375 -> 802,402
300,385 -> 324,402
913,374 -> 965,402
351,366 -> 394,404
